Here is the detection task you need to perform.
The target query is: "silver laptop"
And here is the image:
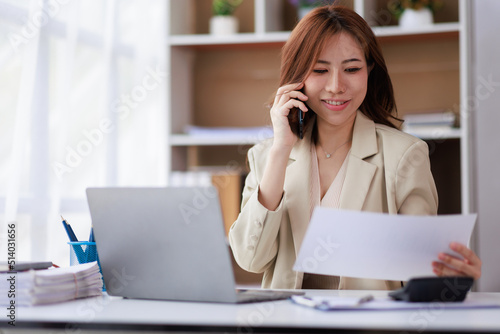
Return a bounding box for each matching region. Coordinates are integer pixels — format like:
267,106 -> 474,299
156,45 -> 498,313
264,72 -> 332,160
86,186 -> 302,303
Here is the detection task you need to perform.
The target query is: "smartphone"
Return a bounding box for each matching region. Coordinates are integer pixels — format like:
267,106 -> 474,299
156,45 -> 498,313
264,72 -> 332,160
298,88 -> 307,140
298,109 -> 304,140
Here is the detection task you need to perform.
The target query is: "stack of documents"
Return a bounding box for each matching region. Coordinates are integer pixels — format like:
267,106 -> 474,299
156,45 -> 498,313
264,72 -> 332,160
185,125 -> 274,139
402,111 -> 457,137
0,262 -> 103,306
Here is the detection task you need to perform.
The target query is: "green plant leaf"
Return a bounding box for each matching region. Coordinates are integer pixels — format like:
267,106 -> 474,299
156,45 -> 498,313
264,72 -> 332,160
212,0 -> 243,16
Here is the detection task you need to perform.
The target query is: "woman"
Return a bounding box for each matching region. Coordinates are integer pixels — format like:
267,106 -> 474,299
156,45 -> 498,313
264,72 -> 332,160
228,5 -> 481,290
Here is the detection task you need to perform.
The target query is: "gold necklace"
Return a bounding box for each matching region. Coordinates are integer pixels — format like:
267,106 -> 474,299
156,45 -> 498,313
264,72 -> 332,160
319,138 -> 351,159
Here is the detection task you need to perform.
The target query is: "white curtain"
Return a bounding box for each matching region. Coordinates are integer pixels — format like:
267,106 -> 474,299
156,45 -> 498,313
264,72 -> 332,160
0,0 -> 167,266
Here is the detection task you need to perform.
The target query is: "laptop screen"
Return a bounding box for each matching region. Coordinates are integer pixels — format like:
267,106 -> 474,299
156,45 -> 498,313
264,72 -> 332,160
87,186 -> 239,303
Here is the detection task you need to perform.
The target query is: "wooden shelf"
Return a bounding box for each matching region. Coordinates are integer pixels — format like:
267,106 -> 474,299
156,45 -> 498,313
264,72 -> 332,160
373,22 -> 460,36
166,0 -> 470,215
169,23 -> 460,48
170,128 -> 461,147
170,32 -> 290,47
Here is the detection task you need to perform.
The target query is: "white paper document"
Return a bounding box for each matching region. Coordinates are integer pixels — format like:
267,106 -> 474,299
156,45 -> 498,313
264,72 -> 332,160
290,295 -> 500,311
293,209 -> 477,281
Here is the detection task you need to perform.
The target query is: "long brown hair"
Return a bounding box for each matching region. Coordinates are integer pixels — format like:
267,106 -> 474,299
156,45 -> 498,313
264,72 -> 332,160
278,5 -> 400,136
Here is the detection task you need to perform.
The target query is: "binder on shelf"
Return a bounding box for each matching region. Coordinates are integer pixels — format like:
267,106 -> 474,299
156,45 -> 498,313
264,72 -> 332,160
212,172 -> 242,235
169,168 -> 243,235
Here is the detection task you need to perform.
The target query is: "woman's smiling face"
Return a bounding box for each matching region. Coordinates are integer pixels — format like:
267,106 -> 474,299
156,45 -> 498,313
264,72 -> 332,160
304,31 -> 369,130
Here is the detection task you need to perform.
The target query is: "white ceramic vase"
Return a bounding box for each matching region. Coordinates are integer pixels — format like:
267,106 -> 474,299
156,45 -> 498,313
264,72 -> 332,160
399,7 -> 434,29
209,15 -> 238,35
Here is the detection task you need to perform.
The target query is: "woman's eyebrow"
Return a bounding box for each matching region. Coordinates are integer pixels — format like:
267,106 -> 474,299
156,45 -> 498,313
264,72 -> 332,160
342,58 -> 363,64
316,58 -> 363,65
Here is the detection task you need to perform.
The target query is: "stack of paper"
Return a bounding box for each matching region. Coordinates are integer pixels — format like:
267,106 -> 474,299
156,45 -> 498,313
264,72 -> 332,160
0,262 -> 103,306
185,125 -> 273,139
402,111 -> 457,138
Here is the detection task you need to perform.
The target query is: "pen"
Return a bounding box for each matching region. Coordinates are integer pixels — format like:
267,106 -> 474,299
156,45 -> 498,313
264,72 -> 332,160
61,215 -> 78,241
291,295 -> 318,308
61,216 -> 72,241
355,294 -> 374,306
61,216 -> 86,264
88,226 -> 95,243
291,295 -> 333,310
291,294 -> 375,310
85,226 -> 96,262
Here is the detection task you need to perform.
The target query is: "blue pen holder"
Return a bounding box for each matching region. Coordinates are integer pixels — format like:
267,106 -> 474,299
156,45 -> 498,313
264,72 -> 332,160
68,241 -> 105,291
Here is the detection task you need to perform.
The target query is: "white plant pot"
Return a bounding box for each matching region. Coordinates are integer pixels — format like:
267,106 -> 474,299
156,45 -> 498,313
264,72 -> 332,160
399,8 -> 434,29
209,15 -> 238,35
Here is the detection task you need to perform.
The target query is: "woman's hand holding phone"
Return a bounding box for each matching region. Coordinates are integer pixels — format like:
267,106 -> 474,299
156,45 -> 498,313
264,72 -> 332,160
270,82 -> 309,151
258,83 -> 309,211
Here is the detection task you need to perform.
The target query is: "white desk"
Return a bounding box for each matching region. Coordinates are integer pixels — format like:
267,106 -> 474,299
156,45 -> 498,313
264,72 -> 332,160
5,290 -> 500,333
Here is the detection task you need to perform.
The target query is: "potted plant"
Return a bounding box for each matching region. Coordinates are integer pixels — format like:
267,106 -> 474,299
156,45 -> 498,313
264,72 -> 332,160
388,0 -> 443,28
210,0 -> 243,35
288,0 -> 333,20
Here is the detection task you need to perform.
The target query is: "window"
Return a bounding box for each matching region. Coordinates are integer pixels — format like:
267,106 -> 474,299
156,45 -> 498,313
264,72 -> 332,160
0,0 -> 167,266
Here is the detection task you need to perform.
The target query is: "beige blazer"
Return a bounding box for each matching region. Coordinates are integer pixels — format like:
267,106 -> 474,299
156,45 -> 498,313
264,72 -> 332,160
228,111 -> 438,290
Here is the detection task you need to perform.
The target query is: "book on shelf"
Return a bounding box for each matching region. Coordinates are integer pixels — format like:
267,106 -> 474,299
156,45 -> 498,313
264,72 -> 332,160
1,261 -> 103,306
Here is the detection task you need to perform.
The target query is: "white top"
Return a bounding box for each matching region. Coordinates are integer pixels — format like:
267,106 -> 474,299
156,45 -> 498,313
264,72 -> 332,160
303,145 -> 394,290
302,145 -> 349,289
